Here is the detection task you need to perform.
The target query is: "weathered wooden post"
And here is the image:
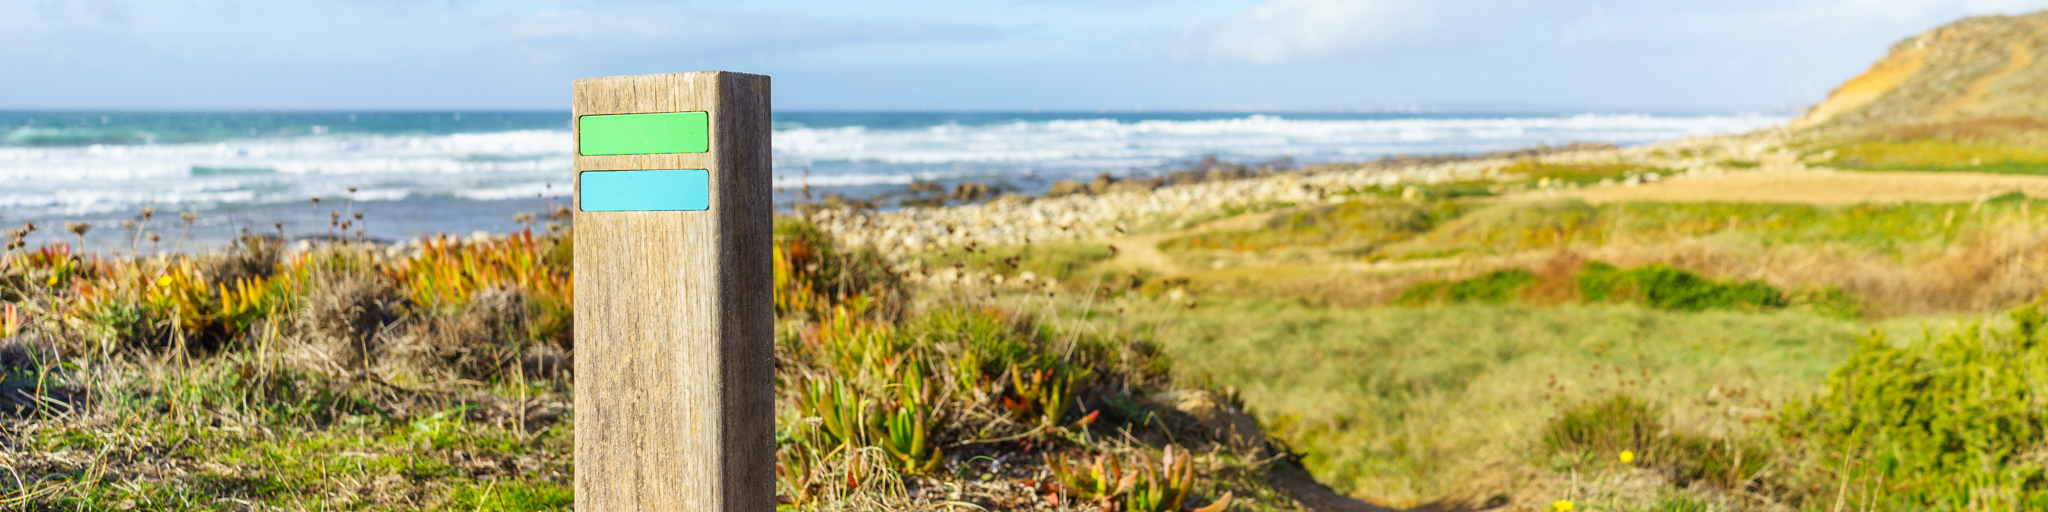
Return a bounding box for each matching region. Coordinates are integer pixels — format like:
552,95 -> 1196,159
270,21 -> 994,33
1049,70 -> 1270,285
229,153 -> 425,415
572,71 -> 774,511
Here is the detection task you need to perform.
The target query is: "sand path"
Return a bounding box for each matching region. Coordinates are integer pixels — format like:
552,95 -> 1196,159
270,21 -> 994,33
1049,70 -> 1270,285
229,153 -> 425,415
1102,207 -> 1297,275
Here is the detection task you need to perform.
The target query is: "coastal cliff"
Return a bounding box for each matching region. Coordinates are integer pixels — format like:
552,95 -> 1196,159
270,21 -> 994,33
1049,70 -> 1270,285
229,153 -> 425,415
1795,11 -> 2048,132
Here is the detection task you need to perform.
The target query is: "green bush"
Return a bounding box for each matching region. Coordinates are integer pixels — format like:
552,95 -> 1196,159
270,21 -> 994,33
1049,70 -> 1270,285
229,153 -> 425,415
1397,263 -> 1786,312
1578,262 -> 1785,312
1544,393 -> 1772,491
1543,393 -> 1662,458
1395,269 -> 1535,306
1777,304 -> 2048,509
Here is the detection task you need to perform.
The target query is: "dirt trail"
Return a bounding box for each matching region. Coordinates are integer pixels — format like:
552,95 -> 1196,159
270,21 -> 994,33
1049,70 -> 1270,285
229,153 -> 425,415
1564,168 -> 2048,205
1101,208 -> 1295,275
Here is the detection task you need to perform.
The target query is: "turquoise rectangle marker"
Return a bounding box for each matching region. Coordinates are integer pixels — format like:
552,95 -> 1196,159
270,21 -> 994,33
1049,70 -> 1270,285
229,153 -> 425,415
578,112 -> 710,155
579,169 -> 710,211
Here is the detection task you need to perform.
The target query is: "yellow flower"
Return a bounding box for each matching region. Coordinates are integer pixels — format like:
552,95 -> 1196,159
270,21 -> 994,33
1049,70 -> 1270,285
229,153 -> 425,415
1553,500 -> 1574,511
45,275 -> 58,287
155,275 -> 173,288
1619,450 -> 1635,463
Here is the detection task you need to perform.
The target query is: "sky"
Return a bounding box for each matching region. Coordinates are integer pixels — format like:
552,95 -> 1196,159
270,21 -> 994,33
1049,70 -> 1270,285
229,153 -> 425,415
4,0 -> 2046,112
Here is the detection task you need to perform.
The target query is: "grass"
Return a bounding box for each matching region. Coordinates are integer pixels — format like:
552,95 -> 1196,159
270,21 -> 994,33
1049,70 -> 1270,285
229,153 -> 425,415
1492,160 -> 1671,186
918,240 -> 1114,283
0,214 -> 1288,511
1160,201 -> 1466,256
1080,296 -> 1926,508
1159,194 -> 2048,316
1813,139 -> 2048,174
1391,196 -> 2046,259
1806,117 -> 2048,175
12,131 -> 2048,511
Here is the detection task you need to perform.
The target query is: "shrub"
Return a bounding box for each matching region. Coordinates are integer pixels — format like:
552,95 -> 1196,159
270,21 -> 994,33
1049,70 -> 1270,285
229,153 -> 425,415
1396,262 -> 1785,312
1578,262 -> 1785,312
774,218 -> 904,321
1544,393 -> 1773,491
1776,303 -> 2048,508
1395,269 -> 1536,306
1543,393 -> 1662,459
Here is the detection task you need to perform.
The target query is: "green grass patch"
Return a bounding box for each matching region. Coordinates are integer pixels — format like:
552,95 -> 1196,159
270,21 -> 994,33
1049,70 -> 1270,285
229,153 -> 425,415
1496,160 -> 1670,185
1814,139 -> 2048,174
1394,269 -> 1535,305
448,481 -> 575,512
1577,262 -> 1785,312
1388,196 -> 2042,260
1159,196 -> 2048,263
1124,298 -> 1880,503
1160,201 -> 1467,254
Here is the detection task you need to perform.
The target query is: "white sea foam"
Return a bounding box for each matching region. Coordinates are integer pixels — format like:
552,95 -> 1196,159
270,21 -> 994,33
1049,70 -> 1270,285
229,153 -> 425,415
0,113 -> 1781,223
773,114 -> 1780,167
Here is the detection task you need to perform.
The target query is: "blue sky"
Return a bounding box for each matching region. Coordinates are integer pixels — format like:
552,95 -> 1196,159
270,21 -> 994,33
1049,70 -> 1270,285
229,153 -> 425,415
4,0 -> 2044,111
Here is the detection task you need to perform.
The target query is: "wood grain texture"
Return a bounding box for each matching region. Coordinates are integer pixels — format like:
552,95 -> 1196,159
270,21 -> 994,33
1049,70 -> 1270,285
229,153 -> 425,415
572,71 -> 774,512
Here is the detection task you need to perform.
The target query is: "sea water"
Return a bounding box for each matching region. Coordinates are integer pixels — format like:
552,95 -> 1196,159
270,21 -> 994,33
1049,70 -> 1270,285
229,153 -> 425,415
0,110 -> 1780,250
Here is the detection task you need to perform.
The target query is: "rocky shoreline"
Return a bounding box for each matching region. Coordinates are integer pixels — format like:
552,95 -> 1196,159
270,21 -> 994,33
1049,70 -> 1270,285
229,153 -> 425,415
806,131 -> 1797,259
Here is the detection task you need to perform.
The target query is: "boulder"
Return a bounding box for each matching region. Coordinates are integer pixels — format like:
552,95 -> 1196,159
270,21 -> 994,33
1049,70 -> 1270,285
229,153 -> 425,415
1047,180 -> 1089,197
1087,173 -> 1117,195
1106,177 -> 1163,194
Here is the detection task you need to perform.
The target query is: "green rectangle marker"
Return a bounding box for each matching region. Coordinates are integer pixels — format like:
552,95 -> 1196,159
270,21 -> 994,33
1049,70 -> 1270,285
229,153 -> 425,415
579,169 -> 710,211
578,112 -> 710,155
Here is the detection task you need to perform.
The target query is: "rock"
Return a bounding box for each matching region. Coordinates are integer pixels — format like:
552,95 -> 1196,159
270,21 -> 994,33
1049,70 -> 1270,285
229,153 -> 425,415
1106,177 -> 1162,195
951,181 -> 991,202
990,193 -> 1033,206
1145,389 -> 1266,452
1047,180 -> 1088,197
1088,173 -> 1117,195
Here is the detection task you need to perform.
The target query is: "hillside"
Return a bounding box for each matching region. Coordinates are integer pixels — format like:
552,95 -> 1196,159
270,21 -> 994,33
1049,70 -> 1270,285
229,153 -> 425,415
1794,10 -> 2048,132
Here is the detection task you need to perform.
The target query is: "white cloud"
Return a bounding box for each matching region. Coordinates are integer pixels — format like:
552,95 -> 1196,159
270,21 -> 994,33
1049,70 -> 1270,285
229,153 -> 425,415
1139,0 -> 1451,64
1140,0 -> 2048,66
499,9 -> 992,55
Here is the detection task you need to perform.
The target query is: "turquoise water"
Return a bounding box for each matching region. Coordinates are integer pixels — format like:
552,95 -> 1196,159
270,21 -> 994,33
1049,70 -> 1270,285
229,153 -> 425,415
0,110 -> 1780,251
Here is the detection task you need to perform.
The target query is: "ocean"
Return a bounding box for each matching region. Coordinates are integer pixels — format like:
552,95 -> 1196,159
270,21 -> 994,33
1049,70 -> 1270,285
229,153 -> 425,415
0,110 -> 1781,251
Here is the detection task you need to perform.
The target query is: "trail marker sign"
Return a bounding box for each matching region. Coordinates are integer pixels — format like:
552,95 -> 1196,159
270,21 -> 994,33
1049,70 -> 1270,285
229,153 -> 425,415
573,71 -> 774,512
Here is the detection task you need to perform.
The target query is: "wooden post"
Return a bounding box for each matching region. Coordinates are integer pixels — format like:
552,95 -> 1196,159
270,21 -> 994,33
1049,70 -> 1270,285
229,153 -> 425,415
572,71 -> 774,512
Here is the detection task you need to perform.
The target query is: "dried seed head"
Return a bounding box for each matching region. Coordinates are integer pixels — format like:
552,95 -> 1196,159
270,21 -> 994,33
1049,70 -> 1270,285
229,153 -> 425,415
353,212 -> 363,220
121,220 -> 135,230
179,212 -> 199,224
348,187 -> 358,194
512,212 -> 536,225
148,232 -> 161,243
65,222 -> 90,236
140,207 -> 156,219
311,197 -> 320,204
22,222 -> 35,232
